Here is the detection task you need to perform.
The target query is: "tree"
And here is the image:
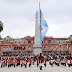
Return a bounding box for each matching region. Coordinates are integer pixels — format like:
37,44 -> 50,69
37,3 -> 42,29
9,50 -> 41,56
0,21 -> 3,32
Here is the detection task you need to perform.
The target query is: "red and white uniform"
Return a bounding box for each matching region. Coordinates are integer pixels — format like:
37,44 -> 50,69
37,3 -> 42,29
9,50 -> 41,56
44,56 -> 47,64
67,56 -> 71,64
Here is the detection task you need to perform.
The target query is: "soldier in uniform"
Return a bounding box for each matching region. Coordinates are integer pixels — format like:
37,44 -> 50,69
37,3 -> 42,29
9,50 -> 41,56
61,54 -> 66,66
13,55 -> 17,67
49,54 -> 54,66
23,57 -> 27,68
1,55 -> 4,68
20,54 -> 23,67
24,54 -> 28,68
28,54 -> 31,67
39,53 -> 43,70
67,54 -> 71,67
44,54 -> 47,67
55,54 -> 60,66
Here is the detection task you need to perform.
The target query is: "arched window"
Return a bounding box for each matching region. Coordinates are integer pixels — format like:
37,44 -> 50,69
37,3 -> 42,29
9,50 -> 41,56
3,47 -> 5,51
6,47 -> 8,51
9,47 -> 11,51
28,41 -> 31,43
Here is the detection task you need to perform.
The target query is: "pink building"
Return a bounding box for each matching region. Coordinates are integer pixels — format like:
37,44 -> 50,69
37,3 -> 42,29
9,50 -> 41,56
0,35 -> 72,55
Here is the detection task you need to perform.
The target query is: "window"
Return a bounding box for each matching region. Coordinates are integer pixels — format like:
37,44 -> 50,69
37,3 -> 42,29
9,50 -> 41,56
63,46 -> 65,50
69,46 -> 70,50
23,47 -> 25,50
28,41 -> 31,43
14,47 -> 16,50
6,47 -> 8,51
48,40 -> 51,43
3,47 -> 5,51
48,46 -> 50,50
44,47 -> 46,50
54,47 -> 56,50
9,47 -> 11,51
29,46 -> 31,50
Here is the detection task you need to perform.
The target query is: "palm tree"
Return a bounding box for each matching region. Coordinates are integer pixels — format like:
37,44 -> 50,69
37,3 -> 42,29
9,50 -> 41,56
0,21 -> 3,32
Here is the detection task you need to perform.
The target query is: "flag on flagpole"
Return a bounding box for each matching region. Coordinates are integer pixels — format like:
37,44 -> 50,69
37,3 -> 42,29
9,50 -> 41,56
40,9 -> 48,44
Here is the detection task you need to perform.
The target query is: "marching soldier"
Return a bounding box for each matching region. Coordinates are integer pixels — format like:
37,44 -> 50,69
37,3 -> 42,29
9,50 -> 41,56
1,55 -> 4,68
49,54 -> 54,66
61,54 -> 66,66
67,54 -> 71,67
13,55 -> 17,67
39,53 -> 43,70
44,54 -> 47,67
23,57 -> 27,68
28,54 -> 31,67
55,54 -> 60,66
20,54 -> 23,67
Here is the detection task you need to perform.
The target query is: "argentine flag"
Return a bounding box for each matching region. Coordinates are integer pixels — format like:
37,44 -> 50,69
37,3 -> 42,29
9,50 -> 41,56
40,9 -> 48,44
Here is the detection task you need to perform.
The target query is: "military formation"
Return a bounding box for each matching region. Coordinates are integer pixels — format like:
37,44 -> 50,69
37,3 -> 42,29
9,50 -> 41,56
0,53 -> 72,70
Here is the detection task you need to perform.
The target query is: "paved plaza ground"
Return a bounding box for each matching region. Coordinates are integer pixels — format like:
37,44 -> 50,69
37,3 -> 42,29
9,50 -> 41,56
0,62 -> 72,72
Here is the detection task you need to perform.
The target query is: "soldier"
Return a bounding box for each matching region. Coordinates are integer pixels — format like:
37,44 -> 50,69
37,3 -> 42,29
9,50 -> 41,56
55,54 -> 60,66
49,54 -> 54,66
39,53 -> 43,70
16,55 -> 20,66
20,54 -> 23,67
1,55 -> 4,68
67,54 -> 71,67
61,54 -> 66,66
44,54 -> 47,67
13,55 -> 17,67
23,57 -> 27,68
5,55 -> 8,66
28,54 -> 31,67
7,57 -> 11,67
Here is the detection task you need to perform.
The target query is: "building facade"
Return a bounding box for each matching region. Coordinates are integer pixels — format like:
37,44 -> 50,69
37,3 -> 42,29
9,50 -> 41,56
0,35 -> 72,55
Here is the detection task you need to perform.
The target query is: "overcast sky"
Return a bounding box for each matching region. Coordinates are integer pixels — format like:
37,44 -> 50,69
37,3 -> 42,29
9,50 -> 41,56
0,0 -> 72,38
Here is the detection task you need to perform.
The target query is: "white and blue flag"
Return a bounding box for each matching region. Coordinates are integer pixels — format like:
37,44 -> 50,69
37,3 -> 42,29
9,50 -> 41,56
40,9 -> 48,44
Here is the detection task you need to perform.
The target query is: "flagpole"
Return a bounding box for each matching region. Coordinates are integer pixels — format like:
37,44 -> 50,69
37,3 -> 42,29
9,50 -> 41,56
39,2 -> 41,42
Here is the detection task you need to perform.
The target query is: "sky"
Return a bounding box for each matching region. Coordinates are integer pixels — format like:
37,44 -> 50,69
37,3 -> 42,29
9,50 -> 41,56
0,0 -> 72,38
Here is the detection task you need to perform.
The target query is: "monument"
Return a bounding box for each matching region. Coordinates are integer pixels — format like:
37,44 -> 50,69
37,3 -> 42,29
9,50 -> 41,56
33,10 -> 42,55
33,3 -> 48,55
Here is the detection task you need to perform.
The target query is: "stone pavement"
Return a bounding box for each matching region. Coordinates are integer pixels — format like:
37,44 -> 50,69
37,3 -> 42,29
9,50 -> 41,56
0,62 -> 72,72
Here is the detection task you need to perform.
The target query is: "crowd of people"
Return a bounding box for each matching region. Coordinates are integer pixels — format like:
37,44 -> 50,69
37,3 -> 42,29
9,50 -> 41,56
0,53 -> 72,70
